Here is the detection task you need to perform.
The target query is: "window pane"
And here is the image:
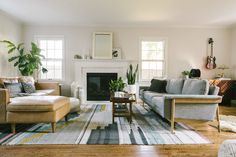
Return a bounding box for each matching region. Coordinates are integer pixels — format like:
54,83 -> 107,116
47,40 -> 55,49
54,70 -> 62,79
142,41 -> 164,51
142,41 -> 164,60
38,38 -> 64,80
141,61 -> 164,80
40,40 -> 47,50
47,50 -> 54,58
46,69 -> 54,79
54,61 -> 62,70
55,40 -> 62,49
40,49 -> 46,58
140,39 -> 166,80
55,50 -> 63,59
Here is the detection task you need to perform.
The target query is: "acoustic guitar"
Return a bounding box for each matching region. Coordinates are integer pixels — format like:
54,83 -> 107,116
206,38 -> 216,69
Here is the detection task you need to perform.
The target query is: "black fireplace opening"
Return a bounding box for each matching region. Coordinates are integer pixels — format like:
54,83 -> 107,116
87,73 -> 117,101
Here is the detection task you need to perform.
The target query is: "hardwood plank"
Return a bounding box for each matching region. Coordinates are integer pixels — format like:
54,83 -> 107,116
1,106 -> 236,157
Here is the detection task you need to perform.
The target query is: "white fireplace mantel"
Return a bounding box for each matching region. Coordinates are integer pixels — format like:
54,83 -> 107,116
74,59 -> 134,103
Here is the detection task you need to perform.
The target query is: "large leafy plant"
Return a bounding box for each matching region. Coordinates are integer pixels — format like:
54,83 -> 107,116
109,77 -> 125,92
1,40 -> 47,76
126,64 -> 138,85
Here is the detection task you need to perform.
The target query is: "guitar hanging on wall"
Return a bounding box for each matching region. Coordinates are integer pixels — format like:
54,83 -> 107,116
206,38 -> 216,69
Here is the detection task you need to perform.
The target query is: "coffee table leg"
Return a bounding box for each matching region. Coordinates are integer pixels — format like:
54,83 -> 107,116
130,102 -> 132,124
112,102 -> 115,123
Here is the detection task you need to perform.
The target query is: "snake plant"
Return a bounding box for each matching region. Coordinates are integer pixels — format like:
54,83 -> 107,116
126,64 -> 138,85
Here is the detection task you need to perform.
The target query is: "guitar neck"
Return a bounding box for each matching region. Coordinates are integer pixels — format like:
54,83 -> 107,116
210,42 -> 213,57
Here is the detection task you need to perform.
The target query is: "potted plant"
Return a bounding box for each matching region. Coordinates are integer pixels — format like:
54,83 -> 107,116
109,77 -> 125,97
1,40 -> 48,78
126,64 -> 138,94
182,70 -> 190,79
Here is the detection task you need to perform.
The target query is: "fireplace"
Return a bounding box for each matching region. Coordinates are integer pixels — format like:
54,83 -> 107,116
87,73 -> 117,101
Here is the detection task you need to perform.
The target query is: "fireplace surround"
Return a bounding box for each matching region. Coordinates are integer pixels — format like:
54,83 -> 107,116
74,59 -> 132,103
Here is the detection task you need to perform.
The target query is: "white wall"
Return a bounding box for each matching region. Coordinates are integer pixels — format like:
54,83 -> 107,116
231,26 -> 236,79
23,25 -> 232,95
0,11 -> 23,76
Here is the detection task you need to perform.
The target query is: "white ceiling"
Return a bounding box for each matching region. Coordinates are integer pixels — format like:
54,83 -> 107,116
1,0 -> 236,27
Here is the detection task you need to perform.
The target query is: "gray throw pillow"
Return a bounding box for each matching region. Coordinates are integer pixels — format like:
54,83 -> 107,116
166,79 -> 184,94
182,79 -> 209,95
4,82 -> 23,97
21,82 -> 36,94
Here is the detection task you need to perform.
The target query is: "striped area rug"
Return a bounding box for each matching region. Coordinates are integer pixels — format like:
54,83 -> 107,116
0,104 -> 211,145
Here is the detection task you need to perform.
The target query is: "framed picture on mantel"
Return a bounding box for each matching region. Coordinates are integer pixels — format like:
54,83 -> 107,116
112,48 -> 121,59
92,32 -> 113,59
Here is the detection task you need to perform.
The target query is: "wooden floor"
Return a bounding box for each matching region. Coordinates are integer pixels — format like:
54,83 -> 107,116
1,106 -> 236,157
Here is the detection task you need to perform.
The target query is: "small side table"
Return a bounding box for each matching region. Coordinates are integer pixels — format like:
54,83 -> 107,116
110,95 -> 136,124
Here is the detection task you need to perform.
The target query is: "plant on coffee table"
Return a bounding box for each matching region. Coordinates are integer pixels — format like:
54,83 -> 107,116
109,77 -> 125,93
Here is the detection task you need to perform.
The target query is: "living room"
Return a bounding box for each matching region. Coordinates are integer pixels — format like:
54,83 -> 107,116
0,0 -> 236,156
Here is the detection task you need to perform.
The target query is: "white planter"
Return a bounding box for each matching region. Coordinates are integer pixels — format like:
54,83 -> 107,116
127,84 -> 136,94
184,75 -> 189,79
114,91 -> 125,97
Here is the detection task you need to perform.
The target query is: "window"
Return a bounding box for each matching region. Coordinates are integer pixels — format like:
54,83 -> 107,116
35,36 -> 64,80
139,38 -> 167,81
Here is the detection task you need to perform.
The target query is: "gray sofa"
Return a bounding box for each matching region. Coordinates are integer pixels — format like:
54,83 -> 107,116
140,78 -> 222,133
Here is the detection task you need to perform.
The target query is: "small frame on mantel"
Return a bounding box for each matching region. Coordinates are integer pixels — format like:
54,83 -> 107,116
92,32 -> 113,59
112,48 -> 122,59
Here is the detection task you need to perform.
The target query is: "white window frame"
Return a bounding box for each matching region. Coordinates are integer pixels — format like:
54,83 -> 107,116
139,37 -> 168,83
34,35 -> 65,81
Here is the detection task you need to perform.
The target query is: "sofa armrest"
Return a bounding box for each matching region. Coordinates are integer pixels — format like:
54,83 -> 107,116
35,82 -> 60,96
164,95 -> 222,104
0,88 -> 10,104
0,88 -> 10,123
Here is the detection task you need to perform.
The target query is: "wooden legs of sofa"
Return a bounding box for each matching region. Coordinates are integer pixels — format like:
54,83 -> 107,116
216,106 -> 221,133
65,114 -> 68,122
171,99 -> 176,134
51,122 -> 56,133
11,123 -> 16,134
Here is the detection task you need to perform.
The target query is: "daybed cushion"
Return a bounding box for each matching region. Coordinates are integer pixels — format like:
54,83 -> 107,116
166,79 -> 184,94
148,79 -> 167,93
7,96 -> 69,112
30,89 -> 55,96
182,79 -> 209,95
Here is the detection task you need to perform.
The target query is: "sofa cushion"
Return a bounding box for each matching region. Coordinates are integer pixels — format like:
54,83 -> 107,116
208,85 -> 220,95
182,79 -> 209,95
7,96 -> 69,112
143,91 -> 165,101
4,82 -> 23,97
166,79 -> 184,94
151,96 -> 165,117
22,82 -> 36,94
148,79 -> 167,93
